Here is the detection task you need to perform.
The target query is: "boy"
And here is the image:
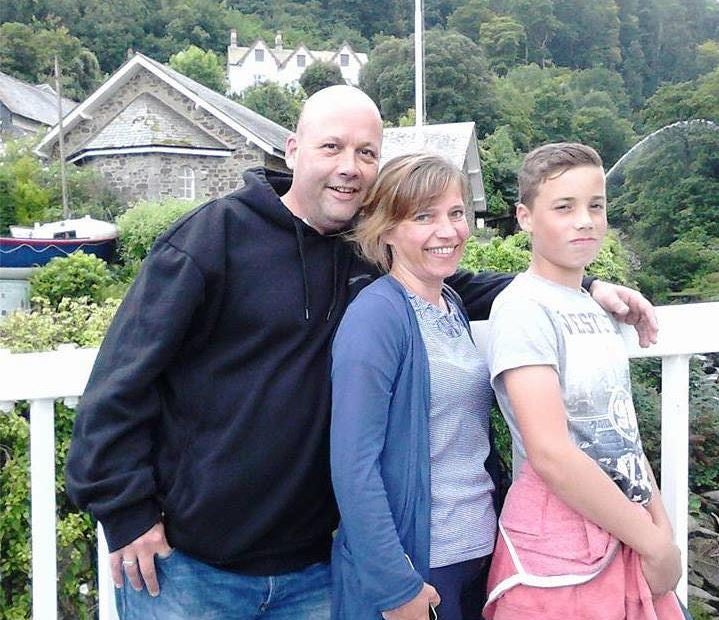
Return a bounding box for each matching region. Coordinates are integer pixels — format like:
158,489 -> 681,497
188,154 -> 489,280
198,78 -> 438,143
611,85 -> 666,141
483,143 -> 685,619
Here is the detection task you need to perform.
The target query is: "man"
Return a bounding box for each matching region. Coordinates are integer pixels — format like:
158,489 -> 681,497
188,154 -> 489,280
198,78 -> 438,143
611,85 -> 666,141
66,86 -> 657,619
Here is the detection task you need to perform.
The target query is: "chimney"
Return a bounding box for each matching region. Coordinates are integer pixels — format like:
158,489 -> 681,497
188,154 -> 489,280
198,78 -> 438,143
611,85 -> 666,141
275,31 -> 283,51
230,29 -> 237,47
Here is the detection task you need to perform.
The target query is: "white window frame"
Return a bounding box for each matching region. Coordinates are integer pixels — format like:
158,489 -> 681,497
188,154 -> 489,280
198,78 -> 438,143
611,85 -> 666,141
255,49 -> 264,62
297,54 -> 306,68
340,53 -> 350,67
179,166 -> 195,201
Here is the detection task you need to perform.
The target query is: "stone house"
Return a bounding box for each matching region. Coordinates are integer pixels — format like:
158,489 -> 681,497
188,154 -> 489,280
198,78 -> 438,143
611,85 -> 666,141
35,53 -> 290,205
381,123 -> 488,232
0,70 -> 77,149
227,30 -> 367,95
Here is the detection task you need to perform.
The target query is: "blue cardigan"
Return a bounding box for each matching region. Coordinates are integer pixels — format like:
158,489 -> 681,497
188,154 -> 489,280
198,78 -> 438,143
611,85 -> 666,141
330,275 -> 471,619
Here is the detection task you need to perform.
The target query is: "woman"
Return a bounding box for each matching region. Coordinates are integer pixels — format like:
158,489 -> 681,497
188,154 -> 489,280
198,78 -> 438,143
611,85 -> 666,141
330,153 -> 498,620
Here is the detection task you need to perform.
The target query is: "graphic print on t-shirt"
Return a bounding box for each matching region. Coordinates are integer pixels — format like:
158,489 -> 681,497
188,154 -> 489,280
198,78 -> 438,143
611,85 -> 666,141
556,309 -> 652,504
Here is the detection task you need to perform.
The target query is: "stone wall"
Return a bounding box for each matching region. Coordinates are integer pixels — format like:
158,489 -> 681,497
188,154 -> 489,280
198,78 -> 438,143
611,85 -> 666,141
53,68 -> 287,203
83,151 -> 262,204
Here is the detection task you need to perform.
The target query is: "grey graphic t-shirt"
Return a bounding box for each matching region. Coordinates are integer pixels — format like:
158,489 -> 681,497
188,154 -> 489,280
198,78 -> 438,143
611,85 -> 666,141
487,272 -> 652,504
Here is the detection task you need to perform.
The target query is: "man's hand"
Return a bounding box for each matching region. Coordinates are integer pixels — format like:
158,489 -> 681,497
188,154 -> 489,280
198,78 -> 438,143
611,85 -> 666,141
589,281 -> 658,347
382,583 -> 441,620
110,521 -> 173,597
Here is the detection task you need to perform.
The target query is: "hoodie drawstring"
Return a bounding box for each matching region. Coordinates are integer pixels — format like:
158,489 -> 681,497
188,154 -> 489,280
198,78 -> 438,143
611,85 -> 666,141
293,219 -> 311,321
326,238 -> 340,321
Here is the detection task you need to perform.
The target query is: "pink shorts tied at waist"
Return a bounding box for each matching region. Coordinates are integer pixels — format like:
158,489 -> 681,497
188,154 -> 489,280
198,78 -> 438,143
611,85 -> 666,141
483,464 -> 684,620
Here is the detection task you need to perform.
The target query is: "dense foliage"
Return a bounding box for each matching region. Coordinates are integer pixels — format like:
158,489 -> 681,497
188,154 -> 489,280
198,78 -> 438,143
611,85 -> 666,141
169,45 -> 226,92
460,230 -> 633,285
237,82 -> 304,129
608,120 -> 719,302
0,297 -> 118,618
115,197 -> 200,276
0,137 -> 122,235
29,252 -> 115,308
299,60 -> 345,97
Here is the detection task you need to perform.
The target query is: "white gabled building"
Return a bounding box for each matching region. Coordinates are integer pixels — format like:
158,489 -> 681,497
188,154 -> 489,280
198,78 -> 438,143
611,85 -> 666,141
227,30 -> 367,95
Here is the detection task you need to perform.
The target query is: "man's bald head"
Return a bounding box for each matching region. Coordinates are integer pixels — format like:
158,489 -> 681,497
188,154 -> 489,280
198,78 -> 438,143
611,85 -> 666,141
281,86 -> 384,235
296,85 -> 382,138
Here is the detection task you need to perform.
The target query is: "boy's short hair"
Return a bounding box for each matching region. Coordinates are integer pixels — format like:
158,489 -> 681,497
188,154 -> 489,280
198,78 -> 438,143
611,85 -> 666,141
352,152 -> 468,272
518,142 -> 603,208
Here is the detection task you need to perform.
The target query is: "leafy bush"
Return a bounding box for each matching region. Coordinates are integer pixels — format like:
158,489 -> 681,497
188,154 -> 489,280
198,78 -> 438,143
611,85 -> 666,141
0,297 -> 120,353
115,198 -> 199,276
461,232 -> 531,273
0,298 -> 117,618
461,230 -> 633,284
0,403 -> 97,619
29,252 -> 116,307
0,136 -> 124,235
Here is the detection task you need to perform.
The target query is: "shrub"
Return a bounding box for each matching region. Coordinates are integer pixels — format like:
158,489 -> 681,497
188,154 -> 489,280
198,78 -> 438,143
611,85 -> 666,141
116,198 -> 199,275
0,297 -> 120,353
461,230 -> 633,284
0,297 -> 117,618
29,252 -> 115,307
461,232 -> 531,273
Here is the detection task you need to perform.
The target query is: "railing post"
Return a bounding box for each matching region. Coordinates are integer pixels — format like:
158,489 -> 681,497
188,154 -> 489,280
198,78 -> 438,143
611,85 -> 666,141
29,398 -> 58,620
97,523 -> 120,620
660,354 -> 690,605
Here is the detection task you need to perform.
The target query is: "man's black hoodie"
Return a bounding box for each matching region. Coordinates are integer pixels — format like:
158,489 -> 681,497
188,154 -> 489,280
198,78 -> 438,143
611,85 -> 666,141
66,167 -> 513,574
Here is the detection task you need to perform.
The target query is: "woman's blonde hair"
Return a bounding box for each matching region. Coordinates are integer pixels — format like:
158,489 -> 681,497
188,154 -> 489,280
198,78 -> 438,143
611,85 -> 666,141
352,153 -> 468,272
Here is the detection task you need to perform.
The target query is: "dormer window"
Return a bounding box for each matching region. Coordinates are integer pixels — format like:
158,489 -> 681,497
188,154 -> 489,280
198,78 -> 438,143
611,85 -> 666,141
340,53 -> 350,67
255,49 -> 264,62
297,54 -> 306,68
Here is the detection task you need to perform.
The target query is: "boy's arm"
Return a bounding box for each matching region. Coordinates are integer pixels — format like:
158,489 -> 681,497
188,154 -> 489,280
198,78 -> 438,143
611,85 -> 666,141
502,364 -> 681,594
643,457 -> 674,536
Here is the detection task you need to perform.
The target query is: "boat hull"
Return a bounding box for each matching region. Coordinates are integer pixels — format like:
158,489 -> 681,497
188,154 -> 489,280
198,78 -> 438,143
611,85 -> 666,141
0,236 -> 116,268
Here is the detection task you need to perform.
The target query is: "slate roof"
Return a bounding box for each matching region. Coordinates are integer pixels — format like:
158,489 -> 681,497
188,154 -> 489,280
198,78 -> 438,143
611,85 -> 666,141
139,55 -> 289,152
36,53 -> 290,159
85,93 -> 227,150
0,70 -> 77,127
380,122 -> 477,169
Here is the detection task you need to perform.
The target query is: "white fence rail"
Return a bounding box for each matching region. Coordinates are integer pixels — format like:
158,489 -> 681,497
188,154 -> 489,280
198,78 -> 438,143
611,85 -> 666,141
0,302 -> 718,619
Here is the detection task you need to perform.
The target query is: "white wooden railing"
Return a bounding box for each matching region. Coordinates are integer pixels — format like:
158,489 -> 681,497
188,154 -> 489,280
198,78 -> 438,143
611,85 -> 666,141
0,302 -> 717,619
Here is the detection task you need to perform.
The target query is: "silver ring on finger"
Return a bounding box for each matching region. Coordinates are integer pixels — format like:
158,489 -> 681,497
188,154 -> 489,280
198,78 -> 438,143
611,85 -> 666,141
122,559 -> 137,567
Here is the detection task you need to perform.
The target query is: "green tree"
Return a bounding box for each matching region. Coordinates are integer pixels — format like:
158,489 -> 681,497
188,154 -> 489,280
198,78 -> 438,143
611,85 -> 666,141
571,105 -> 635,167
609,124 -> 719,251
239,82 -> 304,130
480,16 -> 526,76
161,0 -> 233,56
361,30 -> 498,135
505,0 -> 558,66
299,60 -> 345,97
0,22 -> 103,100
169,45 -> 226,93
479,125 -> 523,215
0,139 -> 51,227
639,68 -> 719,132
531,82 -> 573,143
696,40 -> 719,77
446,0 -> 494,42
549,0 -> 621,69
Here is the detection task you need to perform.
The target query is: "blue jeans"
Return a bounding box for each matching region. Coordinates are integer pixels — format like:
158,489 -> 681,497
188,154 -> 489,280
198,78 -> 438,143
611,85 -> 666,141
115,549 -> 331,619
